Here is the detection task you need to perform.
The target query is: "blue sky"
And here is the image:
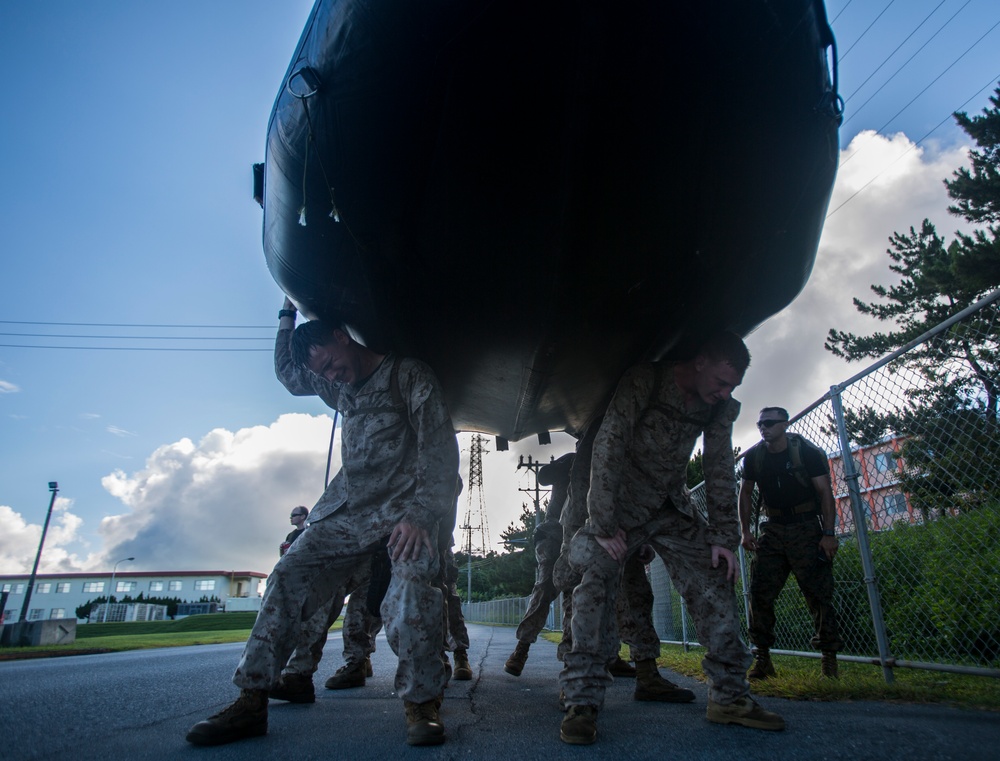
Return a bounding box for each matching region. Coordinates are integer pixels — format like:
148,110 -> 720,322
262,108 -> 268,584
1,1 -> 998,579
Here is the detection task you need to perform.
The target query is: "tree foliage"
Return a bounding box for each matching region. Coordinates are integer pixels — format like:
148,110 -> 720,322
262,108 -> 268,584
825,85 -> 1000,516
454,504 -> 538,602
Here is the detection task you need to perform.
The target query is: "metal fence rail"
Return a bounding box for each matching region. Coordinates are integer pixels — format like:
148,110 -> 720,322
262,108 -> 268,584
467,291 -> 1000,682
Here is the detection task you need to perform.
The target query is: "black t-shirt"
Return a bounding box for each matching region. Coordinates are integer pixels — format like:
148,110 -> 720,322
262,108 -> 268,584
743,437 -> 828,511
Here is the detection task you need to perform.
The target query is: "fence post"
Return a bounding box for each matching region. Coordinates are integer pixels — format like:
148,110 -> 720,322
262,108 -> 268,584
737,545 -> 752,632
831,387 -> 895,683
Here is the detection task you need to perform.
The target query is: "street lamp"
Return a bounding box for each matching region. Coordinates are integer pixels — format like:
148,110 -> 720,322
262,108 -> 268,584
103,557 -> 135,624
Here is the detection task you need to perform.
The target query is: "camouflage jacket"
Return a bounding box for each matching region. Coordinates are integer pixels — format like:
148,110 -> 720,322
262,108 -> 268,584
586,361 -> 741,549
275,328 -> 460,549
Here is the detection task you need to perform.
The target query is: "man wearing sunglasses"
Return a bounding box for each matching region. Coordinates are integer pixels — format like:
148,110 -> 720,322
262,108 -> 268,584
738,407 -> 842,681
558,332 -> 785,745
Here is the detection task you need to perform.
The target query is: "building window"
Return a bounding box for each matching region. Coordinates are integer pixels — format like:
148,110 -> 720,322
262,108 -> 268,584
36,583 -> 52,594
149,581 -> 164,592
1,584 -> 10,593
194,580 -> 216,591
168,581 -> 183,592
874,452 -> 895,473
10,584 -> 26,595
29,609 -> 44,621
884,492 -> 908,516
56,582 -> 71,593
83,582 -> 105,593
3,609 -> 16,622
50,608 -> 65,619
116,581 -> 137,593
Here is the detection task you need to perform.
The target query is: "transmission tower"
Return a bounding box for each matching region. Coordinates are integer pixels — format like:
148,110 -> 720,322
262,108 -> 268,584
460,433 -> 491,602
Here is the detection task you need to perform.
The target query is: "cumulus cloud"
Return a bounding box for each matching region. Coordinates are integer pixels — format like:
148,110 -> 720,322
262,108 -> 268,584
0,498 -> 91,574
98,413 -> 336,573
0,380 -> 20,393
736,130 -> 972,451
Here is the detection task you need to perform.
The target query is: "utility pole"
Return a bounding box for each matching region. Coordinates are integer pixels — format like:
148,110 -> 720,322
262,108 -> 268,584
460,433 -> 491,603
516,454 -> 553,529
19,482 -> 59,626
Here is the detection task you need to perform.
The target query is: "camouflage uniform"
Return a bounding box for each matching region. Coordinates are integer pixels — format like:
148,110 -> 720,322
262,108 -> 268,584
281,562 -> 380,678
232,329 -> 459,705
515,454 -> 572,644
437,479 -> 469,653
742,441 -> 842,653
560,362 -> 752,709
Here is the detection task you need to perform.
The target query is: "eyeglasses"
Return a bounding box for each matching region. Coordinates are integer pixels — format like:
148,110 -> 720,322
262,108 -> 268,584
756,419 -> 786,429
290,513 -> 306,518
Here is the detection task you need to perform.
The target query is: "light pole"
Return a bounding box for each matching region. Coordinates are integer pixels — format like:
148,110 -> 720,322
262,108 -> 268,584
103,557 -> 134,624
18,481 -> 59,626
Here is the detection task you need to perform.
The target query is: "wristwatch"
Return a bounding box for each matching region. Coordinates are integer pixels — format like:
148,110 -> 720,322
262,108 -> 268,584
278,308 -> 297,319
822,529 -> 835,536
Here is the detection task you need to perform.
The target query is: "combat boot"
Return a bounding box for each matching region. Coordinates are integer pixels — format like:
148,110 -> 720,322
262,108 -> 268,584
821,650 -> 839,678
747,649 -> 776,680
633,658 -> 696,702
185,688 -> 268,746
504,640 -> 531,676
559,704 -> 598,745
706,696 -> 785,731
325,661 -> 366,690
453,648 -> 473,681
269,672 -> 315,703
608,655 -> 636,677
403,699 -> 446,746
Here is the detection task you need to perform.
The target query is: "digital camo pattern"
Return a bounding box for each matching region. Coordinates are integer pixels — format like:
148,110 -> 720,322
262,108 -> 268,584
236,512 -> 445,703
515,525 -> 561,643
276,329 -> 460,548
439,548 -> 470,652
587,362 -> 741,549
749,521 -> 842,652
561,362 -> 750,708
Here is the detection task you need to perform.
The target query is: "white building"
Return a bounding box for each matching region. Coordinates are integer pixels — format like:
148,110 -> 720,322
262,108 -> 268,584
0,570 -> 266,623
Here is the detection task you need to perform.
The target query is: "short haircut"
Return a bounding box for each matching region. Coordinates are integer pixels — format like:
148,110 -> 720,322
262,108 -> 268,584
697,331 -> 751,374
290,320 -> 342,368
759,406 -> 789,420
291,506 -> 309,517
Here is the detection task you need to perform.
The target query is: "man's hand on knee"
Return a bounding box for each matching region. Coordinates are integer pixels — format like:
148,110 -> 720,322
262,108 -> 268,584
711,545 -> 737,583
595,529 -> 628,563
389,521 -> 434,562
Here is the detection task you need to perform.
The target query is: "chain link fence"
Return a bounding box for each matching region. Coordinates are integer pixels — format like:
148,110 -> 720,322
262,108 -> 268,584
651,289 -> 1000,680
466,291 -> 1000,682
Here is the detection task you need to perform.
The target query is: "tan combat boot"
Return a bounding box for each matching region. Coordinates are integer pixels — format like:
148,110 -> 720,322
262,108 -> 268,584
403,699 -> 446,746
185,688 -> 268,746
707,695 -> 785,731
821,650 -> 839,678
453,648 -> 473,681
747,649 -> 776,680
504,640 -> 531,676
325,660 -> 366,690
269,672 -> 315,703
633,658 -> 696,702
560,704 -> 598,745
608,655 -> 637,677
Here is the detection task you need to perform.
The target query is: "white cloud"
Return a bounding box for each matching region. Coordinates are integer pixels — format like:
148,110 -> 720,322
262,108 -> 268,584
0,498 -> 91,574
98,413 -> 335,573
106,425 -> 137,437
0,380 -> 20,393
80,412 -> 101,420
736,130 -> 972,452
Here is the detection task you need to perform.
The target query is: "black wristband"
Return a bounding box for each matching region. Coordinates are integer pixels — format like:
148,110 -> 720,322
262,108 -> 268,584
822,529 -> 835,536
278,309 -> 297,320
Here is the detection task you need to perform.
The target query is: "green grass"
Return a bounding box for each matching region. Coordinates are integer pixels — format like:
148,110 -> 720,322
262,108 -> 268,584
0,613 -> 342,659
539,634 -> 1000,712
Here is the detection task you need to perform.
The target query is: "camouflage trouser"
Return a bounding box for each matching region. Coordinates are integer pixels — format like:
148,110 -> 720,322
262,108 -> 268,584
553,532 -> 659,663
234,511 -> 445,704
748,521 -> 842,652
560,510 -> 751,709
515,535 -> 560,644
281,561 -> 376,677
438,548 -> 469,652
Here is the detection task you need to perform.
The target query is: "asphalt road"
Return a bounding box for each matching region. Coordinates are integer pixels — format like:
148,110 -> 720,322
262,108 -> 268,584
1,623 -> 997,760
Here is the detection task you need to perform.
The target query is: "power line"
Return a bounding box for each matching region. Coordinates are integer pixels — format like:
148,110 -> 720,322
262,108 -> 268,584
827,73 -> 1000,219
0,344 -> 271,352
0,333 -> 270,341
0,320 -> 273,329
838,0 -> 897,62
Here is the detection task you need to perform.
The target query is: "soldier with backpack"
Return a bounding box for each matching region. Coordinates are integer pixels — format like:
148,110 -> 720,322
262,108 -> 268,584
558,332 -> 784,746
738,407 -> 842,681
